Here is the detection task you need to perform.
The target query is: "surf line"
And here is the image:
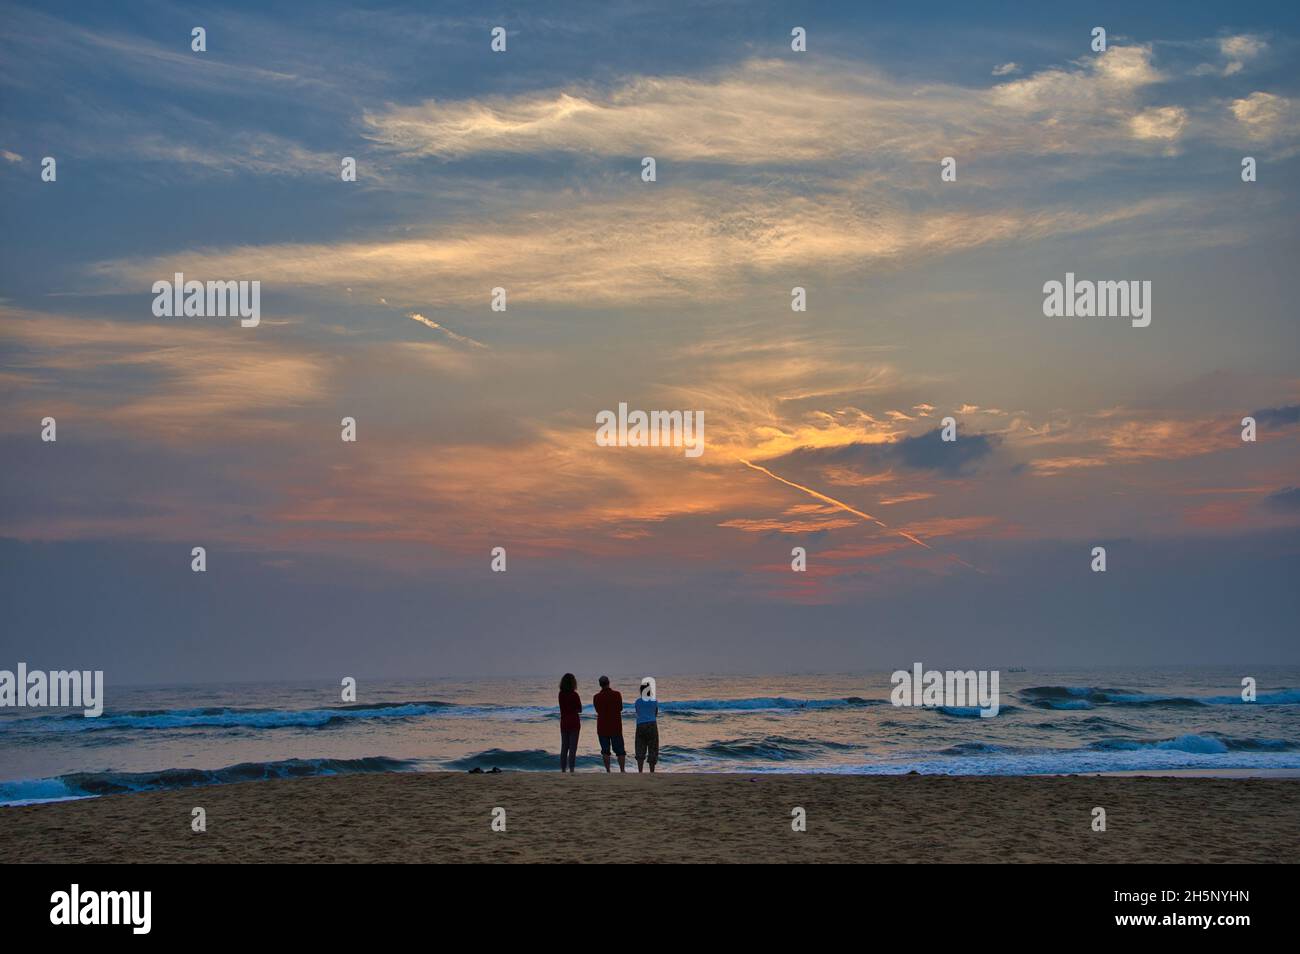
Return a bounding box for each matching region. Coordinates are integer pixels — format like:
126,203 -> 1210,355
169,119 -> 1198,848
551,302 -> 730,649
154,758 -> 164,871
735,457 -> 979,571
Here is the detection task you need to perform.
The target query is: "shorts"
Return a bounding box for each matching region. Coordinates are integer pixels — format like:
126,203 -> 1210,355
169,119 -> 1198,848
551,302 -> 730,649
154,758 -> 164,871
599,733 -> 626,757
635,722 -> 659,764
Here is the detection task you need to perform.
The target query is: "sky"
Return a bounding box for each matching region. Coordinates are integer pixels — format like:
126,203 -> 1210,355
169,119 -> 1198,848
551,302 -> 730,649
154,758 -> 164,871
1,1 -> 1297,682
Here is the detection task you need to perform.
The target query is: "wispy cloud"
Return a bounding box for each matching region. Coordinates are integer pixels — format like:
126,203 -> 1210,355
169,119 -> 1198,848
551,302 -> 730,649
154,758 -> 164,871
86,188 -> 1185,308
364,47 -> 1214,165
0,307 -> 333,442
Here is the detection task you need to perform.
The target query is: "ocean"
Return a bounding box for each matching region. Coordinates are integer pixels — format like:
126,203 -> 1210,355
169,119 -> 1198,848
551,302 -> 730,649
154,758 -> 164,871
2,667 -> 1298,805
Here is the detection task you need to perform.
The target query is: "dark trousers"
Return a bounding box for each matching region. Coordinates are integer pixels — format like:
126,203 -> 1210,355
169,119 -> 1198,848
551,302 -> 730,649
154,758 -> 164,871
560,728 -> 579,771
635,722 -> 659,765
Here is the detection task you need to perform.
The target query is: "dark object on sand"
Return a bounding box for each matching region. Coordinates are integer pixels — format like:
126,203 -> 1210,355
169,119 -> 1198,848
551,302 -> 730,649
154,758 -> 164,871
467,766 -> 502,774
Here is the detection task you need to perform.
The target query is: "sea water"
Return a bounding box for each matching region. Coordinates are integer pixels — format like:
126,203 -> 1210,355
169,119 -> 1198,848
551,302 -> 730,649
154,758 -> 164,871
2,667 -> 1298,805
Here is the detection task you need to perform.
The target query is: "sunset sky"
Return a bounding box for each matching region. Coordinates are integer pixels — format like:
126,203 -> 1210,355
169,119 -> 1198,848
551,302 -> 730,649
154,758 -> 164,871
2,1 -> 1297,681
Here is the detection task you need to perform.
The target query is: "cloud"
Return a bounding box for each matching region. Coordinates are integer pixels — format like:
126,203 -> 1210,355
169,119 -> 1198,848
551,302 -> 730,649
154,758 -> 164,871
1262,487 -> 1300,512
1220,35 -> 1266,59
897,515 -> 1001,539
364,59 -> 913,164
1251,404 -> 1300,426
0,6 -> 324,97
87,188 -> 1182,310
878,492 -> 935,506
1129,105 -> 1187,141
364,46 -> 1199,166
891,429 -> 999,475
991,62 -> 1020,76
773,428 -> 1000,477
1028,456 -> 1107,476
0,307 -> 332,442
717,514 -> 859,534
122,129 -> 343,178
991,45 -> 1161,113
1230,92 -> 1295,141
1220,34 -> 1267,75
1073,416 -> 1232,464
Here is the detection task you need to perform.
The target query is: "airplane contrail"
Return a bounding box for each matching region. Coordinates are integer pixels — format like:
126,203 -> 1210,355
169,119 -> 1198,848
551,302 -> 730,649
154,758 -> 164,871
736,456 -> 978,569
408,312 -> 487,349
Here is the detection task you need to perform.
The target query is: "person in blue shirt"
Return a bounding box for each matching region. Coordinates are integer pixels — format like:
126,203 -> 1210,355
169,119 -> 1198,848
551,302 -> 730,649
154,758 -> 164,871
634,678 -> 660,773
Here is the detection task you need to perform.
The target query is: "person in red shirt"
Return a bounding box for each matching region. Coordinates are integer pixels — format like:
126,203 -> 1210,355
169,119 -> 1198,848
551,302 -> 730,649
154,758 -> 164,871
558,672 -> 581,772
592,675 -> 626,772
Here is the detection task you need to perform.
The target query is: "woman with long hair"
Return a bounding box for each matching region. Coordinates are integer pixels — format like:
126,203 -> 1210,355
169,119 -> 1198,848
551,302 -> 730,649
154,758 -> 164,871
558,672 -> 581,772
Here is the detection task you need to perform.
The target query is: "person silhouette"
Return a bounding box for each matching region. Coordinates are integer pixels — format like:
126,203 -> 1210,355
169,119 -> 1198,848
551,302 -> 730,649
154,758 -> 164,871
558,673 -> 581,772
634,678 -> 659,773
592,676 -> 626,772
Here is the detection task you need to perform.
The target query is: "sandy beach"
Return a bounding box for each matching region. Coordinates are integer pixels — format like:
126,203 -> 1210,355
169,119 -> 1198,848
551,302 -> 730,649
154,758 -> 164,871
3,772 -> 1296,863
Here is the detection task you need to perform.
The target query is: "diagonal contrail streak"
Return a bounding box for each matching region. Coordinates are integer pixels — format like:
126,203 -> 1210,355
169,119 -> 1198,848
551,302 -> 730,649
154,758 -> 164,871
736,456 -> 977,569
408,312 -> 488,348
